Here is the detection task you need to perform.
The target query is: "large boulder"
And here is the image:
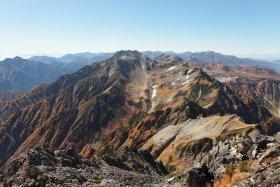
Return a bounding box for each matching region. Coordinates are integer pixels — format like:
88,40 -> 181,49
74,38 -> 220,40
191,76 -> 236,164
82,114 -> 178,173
187,164 -> 214,187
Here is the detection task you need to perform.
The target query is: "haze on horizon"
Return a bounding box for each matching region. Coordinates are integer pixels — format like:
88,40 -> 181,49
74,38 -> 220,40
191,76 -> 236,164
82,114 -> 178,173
0,0 -> 279,60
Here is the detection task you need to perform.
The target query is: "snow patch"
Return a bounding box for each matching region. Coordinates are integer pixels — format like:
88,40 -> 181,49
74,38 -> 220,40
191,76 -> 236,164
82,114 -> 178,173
152,85 -> 157,98
150,85 -> 158,111
167,66 -> 176,71
187,69 -> 194,75
168,97 -> 173,102
120,55 -> 128,59
181,74 -> 190,85
89,86 -> 93,92
216,77 -> 233,83
181,69 -> 194,85
196,88 -> 202,101
73,85 -> 78,94
167,177 -> 175,182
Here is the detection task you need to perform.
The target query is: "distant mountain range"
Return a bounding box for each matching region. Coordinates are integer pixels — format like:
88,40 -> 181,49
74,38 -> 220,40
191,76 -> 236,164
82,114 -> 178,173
29,52 -> 113,63
273,59 -> 280,64
31,50 -> 280,71
143,51 -> 280,72
0,57 -> 93,92
0,50 -> 279,95
0,53 -> 114,94
28,51 -> 280,72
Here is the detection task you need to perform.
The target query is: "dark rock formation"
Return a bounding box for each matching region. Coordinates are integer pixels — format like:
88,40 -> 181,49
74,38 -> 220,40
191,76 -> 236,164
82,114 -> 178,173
187,164 -> 214,187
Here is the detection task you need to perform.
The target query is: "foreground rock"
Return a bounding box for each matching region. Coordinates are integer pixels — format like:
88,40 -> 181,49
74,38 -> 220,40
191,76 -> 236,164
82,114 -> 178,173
0,147 -> 165,187
1,133 -> 280,187
208,130 -> 280,186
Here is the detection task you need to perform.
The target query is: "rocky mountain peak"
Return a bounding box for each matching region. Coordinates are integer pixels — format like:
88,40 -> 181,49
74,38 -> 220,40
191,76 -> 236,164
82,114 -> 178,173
154,54 -> 184,67
111,50 -> 146,61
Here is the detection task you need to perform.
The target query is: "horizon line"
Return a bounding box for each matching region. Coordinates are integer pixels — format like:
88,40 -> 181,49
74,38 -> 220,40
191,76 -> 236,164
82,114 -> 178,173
1,50 -> 280,61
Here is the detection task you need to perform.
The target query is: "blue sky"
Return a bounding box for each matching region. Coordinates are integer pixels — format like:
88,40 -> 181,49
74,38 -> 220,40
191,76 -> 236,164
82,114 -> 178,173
0,0 -> 279,59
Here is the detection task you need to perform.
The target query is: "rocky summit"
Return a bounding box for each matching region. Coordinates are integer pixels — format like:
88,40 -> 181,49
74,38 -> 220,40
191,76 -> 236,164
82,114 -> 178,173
1,50 -> 280,186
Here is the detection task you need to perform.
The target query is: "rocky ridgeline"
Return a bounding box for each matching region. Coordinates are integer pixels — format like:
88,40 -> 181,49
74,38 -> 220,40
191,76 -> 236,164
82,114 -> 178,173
0,147 -> 165,187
